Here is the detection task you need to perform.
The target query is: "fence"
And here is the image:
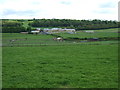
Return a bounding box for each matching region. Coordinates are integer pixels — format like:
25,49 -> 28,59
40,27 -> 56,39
2,33 -> 118,47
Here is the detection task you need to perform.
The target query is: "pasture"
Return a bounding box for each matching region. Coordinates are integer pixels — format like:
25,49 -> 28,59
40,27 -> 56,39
56,28 -> 118,39
2,28 -> 119,88
2,28 -> 118,47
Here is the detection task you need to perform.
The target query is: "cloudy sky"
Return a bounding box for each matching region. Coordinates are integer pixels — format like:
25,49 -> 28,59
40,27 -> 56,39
0,0 -> 119,20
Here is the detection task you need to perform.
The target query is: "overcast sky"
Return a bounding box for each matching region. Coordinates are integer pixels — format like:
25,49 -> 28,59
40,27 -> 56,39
0,0 -> 119,21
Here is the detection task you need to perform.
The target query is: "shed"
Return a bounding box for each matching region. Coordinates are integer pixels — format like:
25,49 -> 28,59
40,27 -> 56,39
31,31 -> 39,34
20,32 -> 28,34
85,31 -> 94,33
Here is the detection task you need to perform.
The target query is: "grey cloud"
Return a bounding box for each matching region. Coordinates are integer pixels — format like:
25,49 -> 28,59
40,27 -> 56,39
99,2 -> 116,8
94,9 -> 113,14
2,9 -> 37,16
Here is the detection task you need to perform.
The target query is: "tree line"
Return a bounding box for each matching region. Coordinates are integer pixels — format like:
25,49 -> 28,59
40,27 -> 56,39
2,20 -> 26,33
29,19 -> 119,30
1,19 -> 119,33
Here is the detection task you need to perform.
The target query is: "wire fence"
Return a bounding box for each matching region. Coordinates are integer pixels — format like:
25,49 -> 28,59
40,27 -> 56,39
2,38 -> 77,47
2,33 -> 119,47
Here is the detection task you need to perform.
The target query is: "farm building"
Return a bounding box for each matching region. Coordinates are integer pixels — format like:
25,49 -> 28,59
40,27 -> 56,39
43,28 -> 76,34
36,28 -> 41,31
85,30 -> 94,33
20,32 -> 28,34
30,28 -> 76,34
31,31 -> 40,34
62,28 -> 75,32
62,28 -> 76,34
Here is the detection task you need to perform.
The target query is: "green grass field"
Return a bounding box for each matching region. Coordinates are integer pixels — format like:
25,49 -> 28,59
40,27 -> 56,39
2,45 -> 118,88
2,28 -> 119,88
2,28 -> 119,47
56,28 -> 118,39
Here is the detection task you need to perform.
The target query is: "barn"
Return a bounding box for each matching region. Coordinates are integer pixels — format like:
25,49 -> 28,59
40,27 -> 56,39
31,31 -> 40,34
43,28 -> 76,34
85,30 -> 94,33
20,32 -> 28,34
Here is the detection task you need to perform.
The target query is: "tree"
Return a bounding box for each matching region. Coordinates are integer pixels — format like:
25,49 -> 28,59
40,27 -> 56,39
26,26 -> 32,32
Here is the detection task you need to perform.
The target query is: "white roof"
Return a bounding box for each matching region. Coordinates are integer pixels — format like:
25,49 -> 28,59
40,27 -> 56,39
85,31 -> 94,32
43,28 -> 75,31
62,29 -> 75,31
36,28 -> 41,30
52,28 -> 62,30
44,28 -> 50,30
31,31 -> 39,33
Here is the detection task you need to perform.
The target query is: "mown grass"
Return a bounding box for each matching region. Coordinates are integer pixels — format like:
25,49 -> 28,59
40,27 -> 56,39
2,44 -> 118,88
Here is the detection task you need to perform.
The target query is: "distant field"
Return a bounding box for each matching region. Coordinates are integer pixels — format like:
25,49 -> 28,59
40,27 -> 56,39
2,32 -> 118,47
2,33 -> 72,46
3,33 -> 54,39
2,28 -> 119,88
93,28 -> 118,32
56,28 -> 119,39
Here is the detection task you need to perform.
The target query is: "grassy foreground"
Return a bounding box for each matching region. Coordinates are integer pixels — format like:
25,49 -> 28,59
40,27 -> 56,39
2,44 -> 118,88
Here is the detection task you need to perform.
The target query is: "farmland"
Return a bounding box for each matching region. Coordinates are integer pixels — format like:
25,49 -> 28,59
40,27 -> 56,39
2,28 -> 119,47
56,28 -> 118,38
2,28 -> 119,88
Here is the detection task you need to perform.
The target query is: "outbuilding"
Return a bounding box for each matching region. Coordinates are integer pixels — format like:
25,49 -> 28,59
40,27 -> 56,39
31,31 -> 40,34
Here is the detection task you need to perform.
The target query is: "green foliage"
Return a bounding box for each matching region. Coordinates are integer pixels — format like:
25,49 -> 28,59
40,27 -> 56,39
2,19 -> 119,33
2,21 -> 22,27
26,26 -> 32,32
2,27 -> 26,33
118,22 -> 120,28
29,19 -> 118,30
2,21 -> 26,33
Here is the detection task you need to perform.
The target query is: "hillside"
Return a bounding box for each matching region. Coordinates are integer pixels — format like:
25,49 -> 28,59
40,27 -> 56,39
2,19 -> 120,33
